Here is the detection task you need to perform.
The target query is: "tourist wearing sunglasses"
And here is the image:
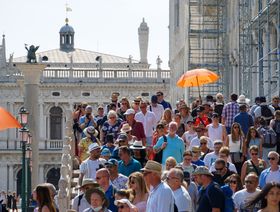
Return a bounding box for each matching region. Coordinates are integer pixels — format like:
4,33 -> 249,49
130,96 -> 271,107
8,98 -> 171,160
259,151 -> 280,189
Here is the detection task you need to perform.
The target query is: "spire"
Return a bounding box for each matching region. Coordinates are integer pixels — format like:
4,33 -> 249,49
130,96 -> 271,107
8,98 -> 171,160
138,18 -> 149,64
0,34 -> 7,68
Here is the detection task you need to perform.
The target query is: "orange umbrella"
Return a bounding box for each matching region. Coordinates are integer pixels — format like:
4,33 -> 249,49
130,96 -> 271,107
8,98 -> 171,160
0,107 -> 21,131
176,68 -> 219,100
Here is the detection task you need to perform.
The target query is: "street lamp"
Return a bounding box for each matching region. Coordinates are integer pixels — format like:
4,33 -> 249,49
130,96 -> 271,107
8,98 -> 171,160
19,107 -> 30,212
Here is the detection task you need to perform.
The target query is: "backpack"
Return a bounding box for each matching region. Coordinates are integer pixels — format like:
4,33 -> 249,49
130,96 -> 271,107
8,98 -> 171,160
272,120 -> 280,134
258,127 -> 277,148
260,105 -> 273,120
154,135 -> 167,164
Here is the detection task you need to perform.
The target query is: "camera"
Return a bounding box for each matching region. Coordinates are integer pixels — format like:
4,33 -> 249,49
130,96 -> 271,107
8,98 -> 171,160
86,114 -> 91,119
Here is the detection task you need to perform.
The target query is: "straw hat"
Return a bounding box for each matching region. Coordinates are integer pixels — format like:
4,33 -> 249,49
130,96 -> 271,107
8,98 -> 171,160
78,178 -> 99,189
192,166 -> 213,177
87,143 -> 101,154
141,160 -> 162,174
120,123 -> 132,133
130,140 -> 146,150
114,199 -> 135,208
83,126 -> 99,138
237,95 -> 250,105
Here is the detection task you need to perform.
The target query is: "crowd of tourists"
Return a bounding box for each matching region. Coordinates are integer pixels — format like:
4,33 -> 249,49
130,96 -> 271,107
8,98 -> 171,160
30,92 -> 280,212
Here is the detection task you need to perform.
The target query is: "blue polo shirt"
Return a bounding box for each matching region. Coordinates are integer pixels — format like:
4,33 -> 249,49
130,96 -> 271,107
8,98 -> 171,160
118,158 -> 141,177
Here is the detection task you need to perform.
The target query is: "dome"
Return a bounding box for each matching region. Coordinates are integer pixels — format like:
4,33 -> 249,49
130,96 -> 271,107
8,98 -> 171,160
59,23 -> 75,33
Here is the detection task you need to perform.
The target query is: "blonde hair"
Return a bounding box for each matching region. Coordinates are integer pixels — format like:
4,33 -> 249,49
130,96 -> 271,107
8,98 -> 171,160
128,172 -> 148,197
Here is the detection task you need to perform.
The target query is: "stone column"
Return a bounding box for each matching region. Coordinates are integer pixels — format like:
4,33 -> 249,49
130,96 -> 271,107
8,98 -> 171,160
8,164 -> 14,191
16,63 -> 46,189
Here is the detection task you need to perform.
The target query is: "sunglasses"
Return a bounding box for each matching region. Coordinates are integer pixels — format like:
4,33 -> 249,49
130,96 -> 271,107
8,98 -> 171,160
268,157 -> 276,161
233,126 -> 239,129
230,180 -> 237,184
200,142 -> 207,145
215,167 -> 224,171
130,181 -> 136,184
251,153 -> 258,156
245,180 -> 253,184
109,116 -> 116,119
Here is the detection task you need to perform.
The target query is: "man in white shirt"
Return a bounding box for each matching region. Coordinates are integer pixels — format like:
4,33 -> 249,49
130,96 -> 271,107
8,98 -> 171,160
135,100 -> 157,147
233,173 -> 261,211
167,168 -> 192,212
259,151 -> 280,188
149,95 -> 164,123
142,160 -> 175,212
203,140 -> 223,168
105,158 -> 128,190
79,143 -> 106,185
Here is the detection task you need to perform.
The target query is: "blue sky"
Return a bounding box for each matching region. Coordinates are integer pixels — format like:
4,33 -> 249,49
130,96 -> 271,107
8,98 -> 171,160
0,0 -> 169,68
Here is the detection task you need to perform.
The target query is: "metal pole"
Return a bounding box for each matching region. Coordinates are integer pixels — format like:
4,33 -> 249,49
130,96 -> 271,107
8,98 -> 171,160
27,157 -> 31,211
21,141 -> 26,212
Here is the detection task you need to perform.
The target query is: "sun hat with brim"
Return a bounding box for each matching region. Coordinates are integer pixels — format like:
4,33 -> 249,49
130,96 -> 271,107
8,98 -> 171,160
78,178 -> 99,189
83,126 -> 99,138
237,95 -> 250,105
85,188 -> 108,206
140,160 -> 162,174
120,123 -> 132,133
124,109 -> 135,116
130,140 -> 146,150
87,143 -> 101,154
192,166 -> 213,177
114,199 -> 135,208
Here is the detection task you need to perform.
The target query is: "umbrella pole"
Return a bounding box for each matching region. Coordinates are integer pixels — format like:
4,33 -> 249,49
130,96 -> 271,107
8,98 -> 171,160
196,76 -> 202,103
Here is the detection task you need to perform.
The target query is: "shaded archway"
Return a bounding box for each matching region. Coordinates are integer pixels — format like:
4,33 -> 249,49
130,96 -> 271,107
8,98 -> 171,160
46,168 -> 60,189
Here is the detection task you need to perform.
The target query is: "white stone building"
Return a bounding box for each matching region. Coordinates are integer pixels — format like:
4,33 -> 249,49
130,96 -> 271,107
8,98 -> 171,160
0,18 -> 170,193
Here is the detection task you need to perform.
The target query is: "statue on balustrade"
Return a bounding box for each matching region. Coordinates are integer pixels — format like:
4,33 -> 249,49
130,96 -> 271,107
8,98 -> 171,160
25,44 -> 39,63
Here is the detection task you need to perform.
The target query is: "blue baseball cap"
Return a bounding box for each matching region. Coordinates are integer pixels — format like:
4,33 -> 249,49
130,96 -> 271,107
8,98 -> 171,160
105,158 -> 118,166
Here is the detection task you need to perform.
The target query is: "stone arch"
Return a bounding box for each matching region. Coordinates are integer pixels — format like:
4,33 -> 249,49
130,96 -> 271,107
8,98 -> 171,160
45,167 -> 60,190
50,106 -> 63,140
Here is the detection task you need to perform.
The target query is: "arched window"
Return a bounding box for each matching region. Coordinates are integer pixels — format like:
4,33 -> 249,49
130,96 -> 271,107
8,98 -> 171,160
50,107 -> 63,140
46,168 -> 60,189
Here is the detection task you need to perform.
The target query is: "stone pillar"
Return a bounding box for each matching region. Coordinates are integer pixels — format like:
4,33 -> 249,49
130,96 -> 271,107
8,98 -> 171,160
138,18 -> 149,64
16,63 -> 46,190
39,164 -> 45,184
8,164 -> 14,191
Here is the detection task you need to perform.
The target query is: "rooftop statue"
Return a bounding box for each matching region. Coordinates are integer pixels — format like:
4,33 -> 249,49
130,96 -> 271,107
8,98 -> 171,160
25,44 -> 39,63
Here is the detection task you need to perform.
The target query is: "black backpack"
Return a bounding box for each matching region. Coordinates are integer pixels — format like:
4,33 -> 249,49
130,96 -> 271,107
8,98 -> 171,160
261,105 -> 273,119
154,135 -> 167,163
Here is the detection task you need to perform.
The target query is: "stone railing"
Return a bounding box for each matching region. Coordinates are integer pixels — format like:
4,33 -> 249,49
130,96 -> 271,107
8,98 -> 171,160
41,68 -> 170,83
57,136 -> 72,212
44,140 -> 64,150
57,110 -> 75,212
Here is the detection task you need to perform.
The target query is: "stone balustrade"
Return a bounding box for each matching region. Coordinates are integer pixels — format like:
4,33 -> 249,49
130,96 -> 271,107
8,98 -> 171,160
41,68 -> 170,83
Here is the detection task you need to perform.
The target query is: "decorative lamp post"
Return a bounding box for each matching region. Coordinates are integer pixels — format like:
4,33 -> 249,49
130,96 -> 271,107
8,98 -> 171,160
26,134 -> 32,210
19,107 -> 29,212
